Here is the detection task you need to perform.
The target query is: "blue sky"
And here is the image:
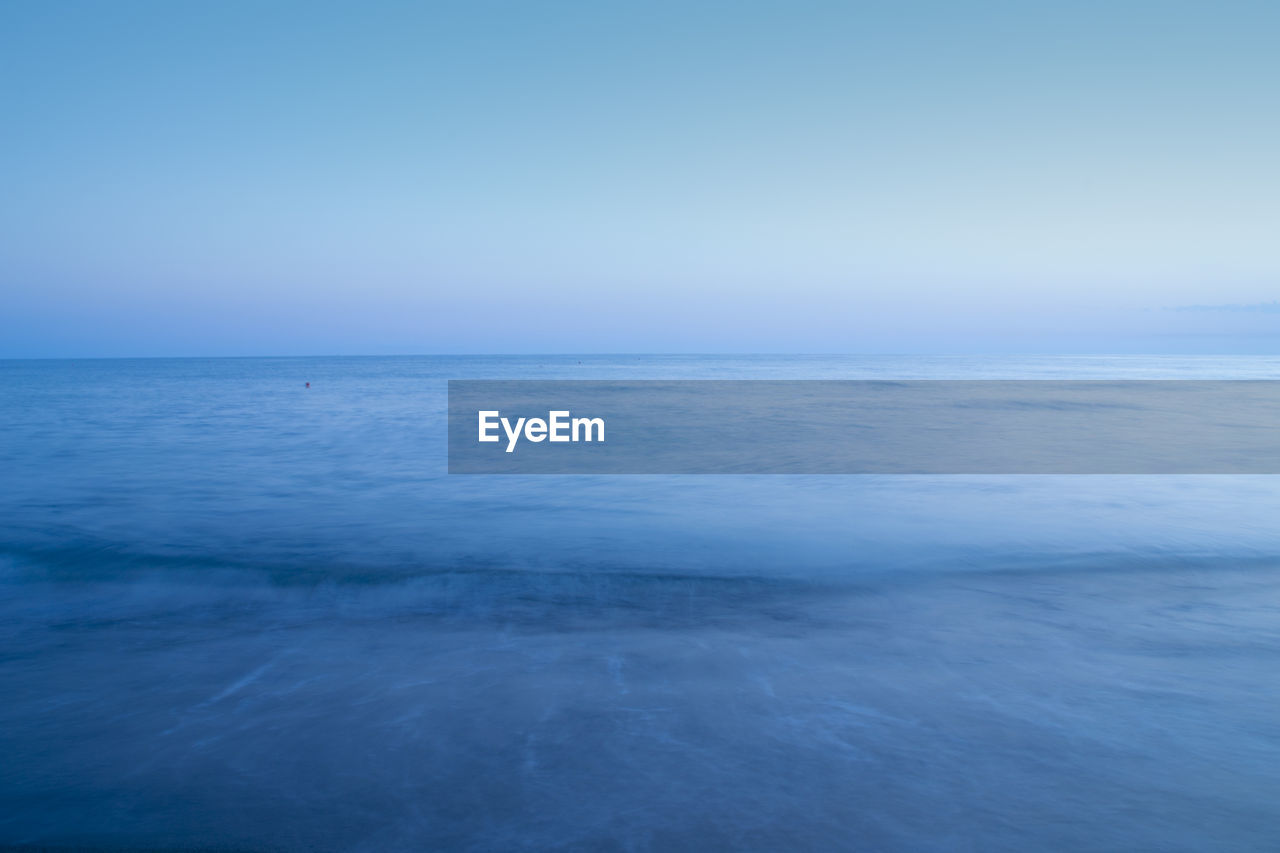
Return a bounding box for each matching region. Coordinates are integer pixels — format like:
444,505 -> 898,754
2,1 -> 1278,356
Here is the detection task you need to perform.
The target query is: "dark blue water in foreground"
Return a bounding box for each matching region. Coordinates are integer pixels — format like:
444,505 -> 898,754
3,355 -> 1280,851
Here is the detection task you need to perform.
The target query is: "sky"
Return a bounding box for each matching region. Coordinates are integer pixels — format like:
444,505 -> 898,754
1,0 -> 1278,356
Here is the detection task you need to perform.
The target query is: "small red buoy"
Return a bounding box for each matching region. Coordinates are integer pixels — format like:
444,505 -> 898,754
305,382 -> 310,388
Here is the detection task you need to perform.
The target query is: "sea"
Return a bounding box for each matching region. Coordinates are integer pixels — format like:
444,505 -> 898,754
2,355 -> 1279,851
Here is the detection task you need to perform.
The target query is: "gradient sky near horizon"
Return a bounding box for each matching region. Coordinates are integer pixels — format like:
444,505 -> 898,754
2,1 -> 1278,356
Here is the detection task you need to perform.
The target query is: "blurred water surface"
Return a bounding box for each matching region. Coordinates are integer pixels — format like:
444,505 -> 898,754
2,355 -> 1280,851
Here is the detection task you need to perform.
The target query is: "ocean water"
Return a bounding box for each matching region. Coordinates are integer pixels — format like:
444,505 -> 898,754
2,355 -> 1280,851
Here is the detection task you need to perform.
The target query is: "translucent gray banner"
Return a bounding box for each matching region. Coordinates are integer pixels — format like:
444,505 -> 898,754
447,380 -> 1280,473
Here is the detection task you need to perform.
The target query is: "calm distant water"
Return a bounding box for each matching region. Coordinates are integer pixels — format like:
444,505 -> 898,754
3,355 -> 1280,851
